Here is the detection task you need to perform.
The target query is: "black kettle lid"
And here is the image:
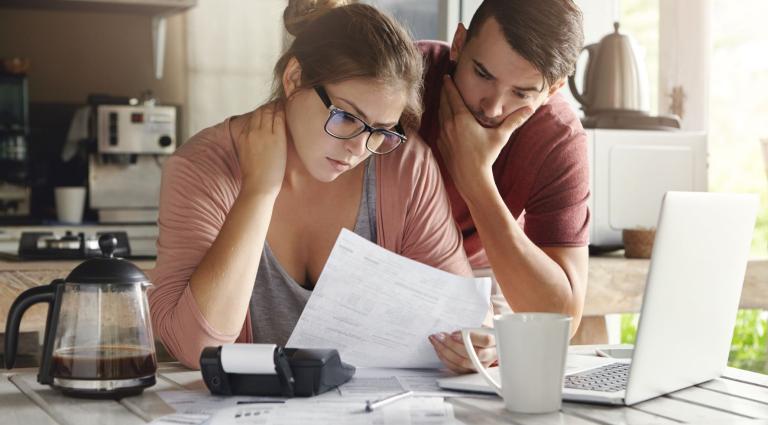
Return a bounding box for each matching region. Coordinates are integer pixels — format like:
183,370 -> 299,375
65,234 -> 149,284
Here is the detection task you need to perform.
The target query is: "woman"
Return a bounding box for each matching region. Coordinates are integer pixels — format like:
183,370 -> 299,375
149,0 -> 496,372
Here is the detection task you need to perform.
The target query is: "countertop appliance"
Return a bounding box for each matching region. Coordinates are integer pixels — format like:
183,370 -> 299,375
16,230 -> 130,260
89,102 -> 177,223
0,224 -> 158,259
4,234 -> 157,399
570,22 -> 681,130
569,22 -> 649,116
587,129 -> 708,248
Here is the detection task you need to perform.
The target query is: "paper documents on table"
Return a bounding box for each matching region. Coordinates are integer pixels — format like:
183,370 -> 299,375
205,397 -> 455,425
342,367 -> 492,398
287,229 -> 492,368
157,390 -> 285,415
154,386 -> 456,425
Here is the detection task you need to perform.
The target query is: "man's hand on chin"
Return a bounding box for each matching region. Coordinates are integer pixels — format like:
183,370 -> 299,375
436,75 -> 532,198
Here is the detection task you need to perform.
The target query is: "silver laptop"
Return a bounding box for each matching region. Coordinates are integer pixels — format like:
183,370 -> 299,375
439,191 -> 759,405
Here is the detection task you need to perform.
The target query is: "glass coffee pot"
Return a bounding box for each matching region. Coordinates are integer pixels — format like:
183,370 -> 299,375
4,234 -> 157,398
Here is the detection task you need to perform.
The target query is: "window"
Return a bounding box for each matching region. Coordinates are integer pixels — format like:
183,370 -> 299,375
709,0 -> 768,370
710,0 -> 768,256
620,0 -> 659,116
362,0 -> 460,42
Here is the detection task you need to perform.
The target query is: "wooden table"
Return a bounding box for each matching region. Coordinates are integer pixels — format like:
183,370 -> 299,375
2,352 -> 768,425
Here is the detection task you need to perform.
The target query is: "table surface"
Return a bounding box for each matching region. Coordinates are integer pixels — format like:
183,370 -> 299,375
2,351 -> 768,425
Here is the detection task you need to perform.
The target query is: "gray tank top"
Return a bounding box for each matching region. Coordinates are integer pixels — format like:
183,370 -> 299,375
249,159 -> 377,346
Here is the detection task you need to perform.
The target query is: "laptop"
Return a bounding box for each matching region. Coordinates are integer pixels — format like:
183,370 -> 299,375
439,191 -> 759,405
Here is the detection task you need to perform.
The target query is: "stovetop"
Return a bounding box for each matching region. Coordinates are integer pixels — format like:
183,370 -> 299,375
0,224 -> 157,260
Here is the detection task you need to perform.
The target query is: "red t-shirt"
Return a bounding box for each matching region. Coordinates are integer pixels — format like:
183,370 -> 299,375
417,41 -> 590,268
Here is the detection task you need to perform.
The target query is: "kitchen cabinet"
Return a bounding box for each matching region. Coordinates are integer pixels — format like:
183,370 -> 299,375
0,0 -> 197,79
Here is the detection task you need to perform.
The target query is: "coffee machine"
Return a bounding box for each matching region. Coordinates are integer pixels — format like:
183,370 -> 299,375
0,72 -> 31,219
89,101 -> 177,223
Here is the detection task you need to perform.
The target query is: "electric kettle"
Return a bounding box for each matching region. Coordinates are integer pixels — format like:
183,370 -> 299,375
4,234 -> 157,399
568,22 -> 650,116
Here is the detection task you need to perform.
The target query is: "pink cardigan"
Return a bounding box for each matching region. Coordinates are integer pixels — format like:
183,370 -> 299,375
148,116 -> 472,368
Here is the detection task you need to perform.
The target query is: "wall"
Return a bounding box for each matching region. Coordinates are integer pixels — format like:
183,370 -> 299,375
185,0 -> 286,137
659,0 -> 711,131
0,7 -> 186,107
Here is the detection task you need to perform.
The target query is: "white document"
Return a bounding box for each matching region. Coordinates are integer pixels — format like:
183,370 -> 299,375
344,368 -> 491,398
153,370 -> 464,425
207,397 -> 456,425
157,390 -> 285,415
287,229 -> 492,368
149,413 -> 211,425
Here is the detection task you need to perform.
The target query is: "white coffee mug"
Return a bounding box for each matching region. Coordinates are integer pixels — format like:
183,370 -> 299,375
462,313 -> 572,414
54,186 -> 87,224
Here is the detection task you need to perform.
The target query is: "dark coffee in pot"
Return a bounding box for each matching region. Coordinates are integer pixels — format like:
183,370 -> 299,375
52,345 -> 156,380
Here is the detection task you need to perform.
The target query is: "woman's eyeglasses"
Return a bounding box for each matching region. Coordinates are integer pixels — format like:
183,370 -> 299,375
314,86 -> 407,155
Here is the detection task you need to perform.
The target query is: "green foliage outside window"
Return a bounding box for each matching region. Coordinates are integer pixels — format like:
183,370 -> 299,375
620,310 -> 768,374
619,313 -> 639,346
729,310 -> 768,373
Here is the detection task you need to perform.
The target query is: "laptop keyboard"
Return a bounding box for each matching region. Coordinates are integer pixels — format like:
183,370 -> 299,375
564,362 -> 630,393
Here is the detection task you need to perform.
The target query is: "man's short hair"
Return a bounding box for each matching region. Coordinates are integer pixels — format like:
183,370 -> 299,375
466,0 -> 584,87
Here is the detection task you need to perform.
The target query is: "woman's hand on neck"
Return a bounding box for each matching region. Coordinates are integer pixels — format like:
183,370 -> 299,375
236,102 -> 288,199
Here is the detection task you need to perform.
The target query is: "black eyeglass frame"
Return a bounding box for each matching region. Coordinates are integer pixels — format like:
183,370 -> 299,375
314,85 -> 407,155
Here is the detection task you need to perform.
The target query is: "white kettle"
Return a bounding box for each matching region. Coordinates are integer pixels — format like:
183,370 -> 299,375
568,22 -> 650,117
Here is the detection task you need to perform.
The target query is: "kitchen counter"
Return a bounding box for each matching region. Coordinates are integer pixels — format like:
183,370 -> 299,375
0,224 -> 159,259
577,254 -> 767,344
585,255 -> 768,315
0,255 -> 765,343
0,260 -> 155,335
0,259 -> 155,272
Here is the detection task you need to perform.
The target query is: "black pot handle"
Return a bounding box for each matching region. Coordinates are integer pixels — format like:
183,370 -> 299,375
4,281 -> 60,369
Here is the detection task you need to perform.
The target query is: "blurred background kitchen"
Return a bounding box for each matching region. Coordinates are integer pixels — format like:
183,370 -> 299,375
0,0 -> 766,371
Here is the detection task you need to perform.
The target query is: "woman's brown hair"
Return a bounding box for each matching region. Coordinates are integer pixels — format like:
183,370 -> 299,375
271,0 -> 424,130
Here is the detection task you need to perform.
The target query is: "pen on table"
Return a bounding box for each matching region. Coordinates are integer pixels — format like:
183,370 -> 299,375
365,390 -> 414,413
237,400 -> 286,404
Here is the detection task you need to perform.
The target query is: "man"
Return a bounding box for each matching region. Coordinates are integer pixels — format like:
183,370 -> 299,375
423,0 -> 590,372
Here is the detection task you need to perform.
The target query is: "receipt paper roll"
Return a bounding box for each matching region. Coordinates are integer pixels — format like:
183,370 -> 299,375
220,343 -> 278,375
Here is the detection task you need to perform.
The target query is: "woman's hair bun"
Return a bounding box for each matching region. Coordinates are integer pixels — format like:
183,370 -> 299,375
284,0 -> 351,37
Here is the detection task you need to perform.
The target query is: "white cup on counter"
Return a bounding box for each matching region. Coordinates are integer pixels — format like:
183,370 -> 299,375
54,186 -> 87,224
462,313 -> 572,414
